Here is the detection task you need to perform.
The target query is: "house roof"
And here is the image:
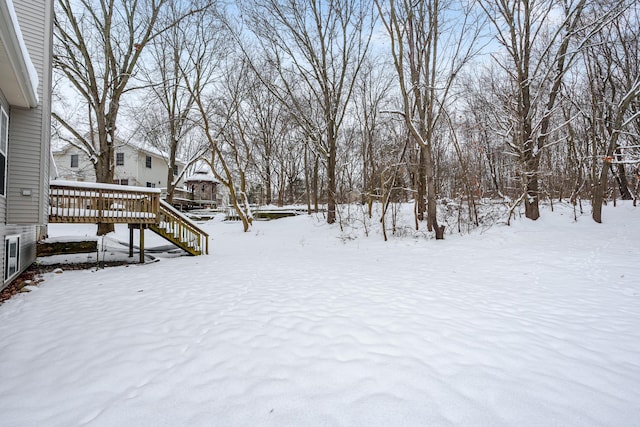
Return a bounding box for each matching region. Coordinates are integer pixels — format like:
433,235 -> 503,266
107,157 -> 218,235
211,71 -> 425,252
137,144 -> 186,166
185,169 -> 220,183
0,0 -> 39,108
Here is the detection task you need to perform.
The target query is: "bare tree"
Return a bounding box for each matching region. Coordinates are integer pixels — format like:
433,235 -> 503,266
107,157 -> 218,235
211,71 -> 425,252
375,0 -> 484,238
184,43 -> 257,231
243,0 -> 375,224
353,57 -> 394,217
242,67 -> 293,206
136,3 -> 222,203
582,2 -> 640,222
477,0 -> 616,220
53,0 -> 210,234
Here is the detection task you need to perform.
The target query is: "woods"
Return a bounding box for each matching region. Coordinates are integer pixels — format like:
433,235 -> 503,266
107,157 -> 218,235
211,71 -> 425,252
52,0 -> 640,236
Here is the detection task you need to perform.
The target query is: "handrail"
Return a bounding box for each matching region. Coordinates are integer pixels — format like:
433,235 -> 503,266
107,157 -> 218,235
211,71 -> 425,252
49,181 -> 209,255
49,181 -> 160,224
156,200 -> 209,255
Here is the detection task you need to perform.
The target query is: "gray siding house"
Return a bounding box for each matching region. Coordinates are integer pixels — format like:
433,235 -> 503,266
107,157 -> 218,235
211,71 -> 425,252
1,0 -> 53,289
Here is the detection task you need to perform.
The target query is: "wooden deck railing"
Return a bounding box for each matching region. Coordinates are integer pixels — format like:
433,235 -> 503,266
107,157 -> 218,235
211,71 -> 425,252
49,181 -> 160,224
152,200 -> 209,255
49,181 -> 209,257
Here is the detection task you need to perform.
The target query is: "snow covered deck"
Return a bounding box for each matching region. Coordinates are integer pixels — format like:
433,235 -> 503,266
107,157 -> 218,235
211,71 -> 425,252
48,181 -> 209,256
49,181 -> 160,224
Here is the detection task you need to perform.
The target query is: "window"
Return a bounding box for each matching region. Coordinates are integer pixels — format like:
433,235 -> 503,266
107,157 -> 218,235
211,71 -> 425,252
173,164 -> 178,176
116,152 -> 124,166
0,107 -> 8,197
70,154 -> 79,168
146,182 -> 155,188
113,179 -> 128,186
145,155 -> 152,168
4,236 -> 20,281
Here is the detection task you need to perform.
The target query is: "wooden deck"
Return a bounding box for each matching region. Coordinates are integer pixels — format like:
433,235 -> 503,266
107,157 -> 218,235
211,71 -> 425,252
49,182 -> 160,224
49,181 -> 209,256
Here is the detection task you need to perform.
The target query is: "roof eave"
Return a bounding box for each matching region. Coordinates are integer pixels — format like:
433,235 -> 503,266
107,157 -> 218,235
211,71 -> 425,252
0,0 -> 39,108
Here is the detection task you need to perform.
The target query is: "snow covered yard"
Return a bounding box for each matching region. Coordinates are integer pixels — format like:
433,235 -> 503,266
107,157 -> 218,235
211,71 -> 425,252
1,203 -> 639,426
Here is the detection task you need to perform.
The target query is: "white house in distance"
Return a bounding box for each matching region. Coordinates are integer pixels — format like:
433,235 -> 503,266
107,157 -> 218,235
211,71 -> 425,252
53,140 -> 186,189
1,0 -> 54,288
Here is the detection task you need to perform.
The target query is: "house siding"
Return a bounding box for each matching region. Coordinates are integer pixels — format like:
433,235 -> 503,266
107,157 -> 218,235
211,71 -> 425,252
7,0 -> 53,226
137,150 -> 172,188
4,224 -> 37,278
54,143 -> 184,189
1,0 -> 54,289
115,145 -> 141,185
0,91 -> 7,284
54,145 -> 97,182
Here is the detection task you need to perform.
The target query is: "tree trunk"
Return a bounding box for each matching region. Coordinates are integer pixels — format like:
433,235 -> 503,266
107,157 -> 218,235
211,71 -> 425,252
304,144 -> 312,214
265,163 -> 272,205
327,140 -> 337,224
592,163 -> 608,223
614,147 -> 633,200
95,133 -> 115,235
522,134 -> 541,220
313,154 -> 319,213
425,144 -> 441,237
416,146 -> 427,222
524,174 -> 540,220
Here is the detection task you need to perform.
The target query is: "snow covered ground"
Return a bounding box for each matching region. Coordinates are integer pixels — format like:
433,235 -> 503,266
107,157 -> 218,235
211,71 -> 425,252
1,202 -> 639,426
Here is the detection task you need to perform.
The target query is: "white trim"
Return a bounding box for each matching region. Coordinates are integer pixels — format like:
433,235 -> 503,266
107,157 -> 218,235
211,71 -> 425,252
4,235 -> 20,282
0,106 -> 8,197
0,0 -> 39,107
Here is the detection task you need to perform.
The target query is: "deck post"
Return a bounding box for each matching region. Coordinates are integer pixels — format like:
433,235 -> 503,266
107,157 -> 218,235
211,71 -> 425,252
139,224 -> 145,263
129,225 -> 134,258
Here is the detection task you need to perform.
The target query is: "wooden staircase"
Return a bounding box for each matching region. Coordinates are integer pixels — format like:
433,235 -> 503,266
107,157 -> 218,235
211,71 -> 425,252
150,200 -> 209,255
49,181 -> 209,257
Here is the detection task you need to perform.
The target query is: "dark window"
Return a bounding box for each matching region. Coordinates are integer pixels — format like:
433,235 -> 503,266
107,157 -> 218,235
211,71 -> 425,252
173,164 -> 178,176
70,154 -> 79,168
4,236 -> 20,281
145,155 -> 152,168
116,152 -> 124,166
120,179 -> 128,186
1,108 -> 8,196
0,152 -> 5,196
146,182 -> 155,188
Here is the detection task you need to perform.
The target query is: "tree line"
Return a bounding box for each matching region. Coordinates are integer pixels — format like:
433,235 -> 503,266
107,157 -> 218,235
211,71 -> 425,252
52,0 -> 640,236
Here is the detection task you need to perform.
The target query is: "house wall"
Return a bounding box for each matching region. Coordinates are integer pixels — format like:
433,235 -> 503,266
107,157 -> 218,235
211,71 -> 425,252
113,144 -> 139,185
135,150 -> 183,189
1,90 -> 7,285
55,144 -> 184,189
7,0 -> 53,227
54,145 -> 97,182
1,0 -> 53,289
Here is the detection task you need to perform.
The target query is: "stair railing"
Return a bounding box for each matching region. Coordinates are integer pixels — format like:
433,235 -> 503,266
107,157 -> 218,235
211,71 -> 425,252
156,199 -> 209,255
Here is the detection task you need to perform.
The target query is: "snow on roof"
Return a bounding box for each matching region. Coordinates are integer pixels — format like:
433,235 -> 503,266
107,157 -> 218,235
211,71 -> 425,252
137,144 -> 172,162
184,169 -> 220,183
0,0 -> 39,107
